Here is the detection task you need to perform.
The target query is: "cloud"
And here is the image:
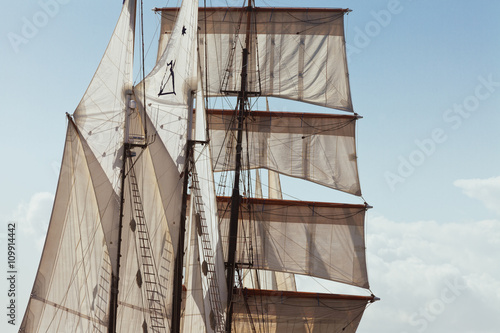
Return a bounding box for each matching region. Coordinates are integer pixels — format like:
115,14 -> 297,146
454,176 -> 500,216
12,191 -> 54,250
359,215 -> 500,333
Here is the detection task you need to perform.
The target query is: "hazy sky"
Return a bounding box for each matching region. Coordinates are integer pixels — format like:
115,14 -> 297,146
1,1 -> 500,332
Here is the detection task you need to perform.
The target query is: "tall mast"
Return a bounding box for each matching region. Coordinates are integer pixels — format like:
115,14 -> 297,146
225,1 -> 253,332
108,2 -> 139,331
108,91 -> 135,333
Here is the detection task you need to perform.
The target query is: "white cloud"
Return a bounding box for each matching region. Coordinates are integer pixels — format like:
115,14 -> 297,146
454,176 -> 500,216
359,215 -> 500,333
0,192 -> 54,332
12,191 -> 54,250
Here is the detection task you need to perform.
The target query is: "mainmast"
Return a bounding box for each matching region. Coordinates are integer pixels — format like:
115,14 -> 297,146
108,1 -> 144,331
225,1 -> 254,332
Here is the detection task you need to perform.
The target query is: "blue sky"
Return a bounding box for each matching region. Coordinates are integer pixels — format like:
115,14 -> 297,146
1,1 -> 500,332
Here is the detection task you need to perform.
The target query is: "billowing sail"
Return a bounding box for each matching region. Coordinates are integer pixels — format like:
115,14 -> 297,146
218,197 -> 369,289
157,7 -> 353,111
20,1 -> 137,330
209,110 -> 361,195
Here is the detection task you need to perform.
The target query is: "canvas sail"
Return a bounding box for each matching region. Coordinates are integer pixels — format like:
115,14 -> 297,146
19,0 -> 193,331
20,1 -> 137,330
20,121 -> 112,332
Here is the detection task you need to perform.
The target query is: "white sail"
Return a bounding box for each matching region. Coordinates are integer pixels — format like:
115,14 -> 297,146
209,110 -> 361,195
219,197 -> 369,289
66,0 -> 137,276
20,123 -> 112,332
158,7 -> 353,111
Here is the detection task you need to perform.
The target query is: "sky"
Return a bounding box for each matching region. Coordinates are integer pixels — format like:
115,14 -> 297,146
1,0 -> 500,332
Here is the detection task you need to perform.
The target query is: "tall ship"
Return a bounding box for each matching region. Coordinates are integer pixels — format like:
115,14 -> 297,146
19,0 -> 378,332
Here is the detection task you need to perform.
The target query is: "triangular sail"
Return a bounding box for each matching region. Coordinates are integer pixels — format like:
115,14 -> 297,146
20,122 -> 112,332
20,1 -> 137,330
70,0 -> 137,275
114,140 -> 177,332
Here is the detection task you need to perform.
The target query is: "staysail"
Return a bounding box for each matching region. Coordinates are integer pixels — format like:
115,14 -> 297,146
19,121 -> 112,332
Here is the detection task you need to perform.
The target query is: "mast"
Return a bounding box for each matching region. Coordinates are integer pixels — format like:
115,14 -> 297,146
225,1 -> 253,331
108,1 -> 139,330
108,90 -> 135,333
